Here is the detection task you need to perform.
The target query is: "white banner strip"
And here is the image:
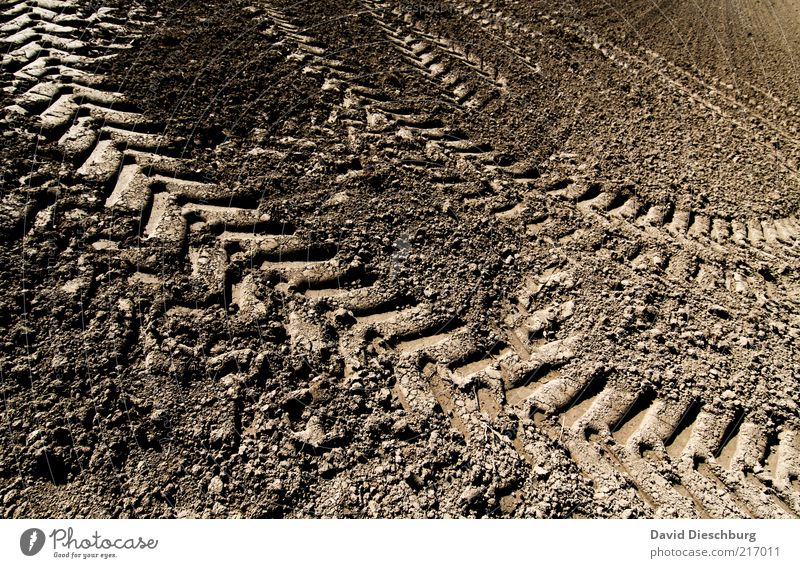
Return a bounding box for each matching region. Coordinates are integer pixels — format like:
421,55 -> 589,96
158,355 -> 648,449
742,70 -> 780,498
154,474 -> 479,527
2,519 -> 799,567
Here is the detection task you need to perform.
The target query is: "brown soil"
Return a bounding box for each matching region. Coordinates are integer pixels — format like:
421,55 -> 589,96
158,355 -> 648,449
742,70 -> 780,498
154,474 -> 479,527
1,0 -> 799,519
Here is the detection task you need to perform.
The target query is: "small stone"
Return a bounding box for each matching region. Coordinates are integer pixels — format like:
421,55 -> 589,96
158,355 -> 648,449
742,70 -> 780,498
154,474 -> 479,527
208,476 -> 224,495
708,304 -> 730,318
3,490 -> 18,505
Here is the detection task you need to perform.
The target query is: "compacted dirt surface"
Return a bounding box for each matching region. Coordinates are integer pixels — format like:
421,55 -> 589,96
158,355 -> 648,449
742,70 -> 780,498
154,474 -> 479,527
1,0 -> 799,519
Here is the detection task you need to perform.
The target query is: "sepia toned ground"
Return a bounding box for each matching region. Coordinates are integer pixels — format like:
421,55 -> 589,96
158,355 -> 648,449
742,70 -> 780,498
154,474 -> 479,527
1,0 -> 799,518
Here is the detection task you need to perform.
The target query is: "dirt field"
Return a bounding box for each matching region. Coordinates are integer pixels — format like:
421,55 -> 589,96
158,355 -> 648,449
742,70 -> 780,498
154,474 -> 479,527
1,0 -> 799,518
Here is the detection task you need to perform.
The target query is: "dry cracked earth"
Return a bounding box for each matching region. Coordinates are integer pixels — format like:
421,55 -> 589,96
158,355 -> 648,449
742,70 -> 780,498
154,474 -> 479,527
1,0 -> 799,519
